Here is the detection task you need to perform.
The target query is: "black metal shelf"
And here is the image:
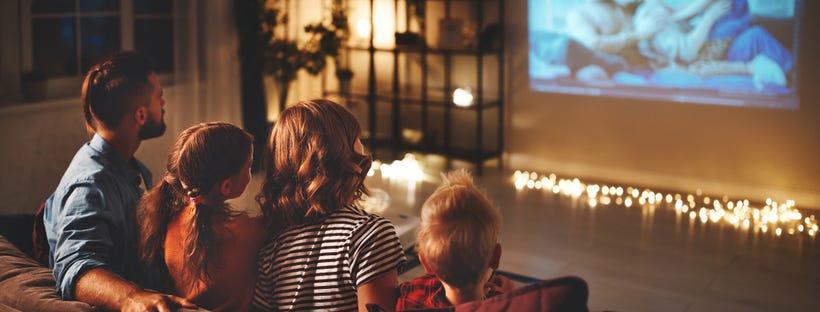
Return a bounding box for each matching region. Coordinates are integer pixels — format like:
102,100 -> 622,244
325,90 -> 500,111
324,0 -> 505,173
344,45 -> 502,55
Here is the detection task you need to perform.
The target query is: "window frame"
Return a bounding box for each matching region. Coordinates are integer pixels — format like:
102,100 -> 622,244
1,0 -> 173,105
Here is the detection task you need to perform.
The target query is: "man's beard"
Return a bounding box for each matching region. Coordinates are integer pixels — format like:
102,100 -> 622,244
138,110 -> 166,140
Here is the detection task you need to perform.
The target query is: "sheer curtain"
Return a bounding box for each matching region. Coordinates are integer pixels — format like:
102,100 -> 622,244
169,0 -> 243,135
136,0 -> 244,175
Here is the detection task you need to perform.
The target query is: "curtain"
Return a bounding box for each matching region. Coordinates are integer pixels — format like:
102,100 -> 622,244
169,0 -> 243,135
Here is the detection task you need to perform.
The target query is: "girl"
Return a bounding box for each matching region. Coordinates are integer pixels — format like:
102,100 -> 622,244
139,121 -> 264,311
252,99 -> 406,311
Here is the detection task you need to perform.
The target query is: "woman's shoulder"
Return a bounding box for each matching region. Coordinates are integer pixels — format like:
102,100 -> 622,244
223,213 -> 267,243
326,205 -> 390,227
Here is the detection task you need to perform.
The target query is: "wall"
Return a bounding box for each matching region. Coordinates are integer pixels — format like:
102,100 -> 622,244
0,94 -> 176,215
505,0 -> 820,208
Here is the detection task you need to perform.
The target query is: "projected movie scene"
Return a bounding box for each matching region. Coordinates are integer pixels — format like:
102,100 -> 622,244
529,0 -> 801,109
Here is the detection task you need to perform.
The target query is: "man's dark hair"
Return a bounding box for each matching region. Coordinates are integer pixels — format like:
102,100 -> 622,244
81,51 -> 155,132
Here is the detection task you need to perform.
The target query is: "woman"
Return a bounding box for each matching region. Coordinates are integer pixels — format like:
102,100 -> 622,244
253,99 -> 406,311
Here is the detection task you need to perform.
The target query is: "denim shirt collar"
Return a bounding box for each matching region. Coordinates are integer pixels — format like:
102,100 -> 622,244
88,134 -> 152,189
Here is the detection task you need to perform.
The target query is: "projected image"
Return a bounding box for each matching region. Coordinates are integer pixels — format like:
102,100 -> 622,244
529,0 -> 801,109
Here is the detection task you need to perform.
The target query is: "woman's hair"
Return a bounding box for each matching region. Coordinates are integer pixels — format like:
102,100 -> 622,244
256,99 -> 371,232
416,169 -> 501,290
138,121 -> 253,292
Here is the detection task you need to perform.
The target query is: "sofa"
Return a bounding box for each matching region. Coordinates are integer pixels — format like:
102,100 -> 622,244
0,234 -> 93,311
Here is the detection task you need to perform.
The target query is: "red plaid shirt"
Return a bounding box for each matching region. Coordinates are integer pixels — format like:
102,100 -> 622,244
396,274 -> 502,311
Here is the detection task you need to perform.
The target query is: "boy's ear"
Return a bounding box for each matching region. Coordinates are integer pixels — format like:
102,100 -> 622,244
418,253 -> 435,274
489,244 -> 502,270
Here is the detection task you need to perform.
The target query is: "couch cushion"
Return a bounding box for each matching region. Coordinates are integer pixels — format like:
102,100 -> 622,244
0,235 -> 93,311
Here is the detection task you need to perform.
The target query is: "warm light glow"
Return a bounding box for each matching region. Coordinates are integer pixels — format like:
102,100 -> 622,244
376,153 -> 424,182
510,169 -> 819,240
453,87 -> 474,107
355,18 -> 370,38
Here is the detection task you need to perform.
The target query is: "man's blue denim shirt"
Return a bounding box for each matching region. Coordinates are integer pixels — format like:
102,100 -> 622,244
44,134 -> 154,300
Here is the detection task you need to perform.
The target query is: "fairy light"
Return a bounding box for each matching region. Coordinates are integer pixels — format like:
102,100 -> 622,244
511,170 -> 819,240
375,153 -> 424,182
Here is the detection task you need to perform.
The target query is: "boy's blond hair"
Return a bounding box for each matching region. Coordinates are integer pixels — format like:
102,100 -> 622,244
416,169 -> 501,289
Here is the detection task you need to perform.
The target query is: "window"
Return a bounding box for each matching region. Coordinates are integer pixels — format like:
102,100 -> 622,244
1,0 -> 174,104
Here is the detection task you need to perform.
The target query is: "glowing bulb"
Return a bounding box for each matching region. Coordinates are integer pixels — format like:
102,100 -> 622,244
356,19 -> 371,38
625,197 -> 633,207
453,87 -> 474,107
665,194 -> 672,203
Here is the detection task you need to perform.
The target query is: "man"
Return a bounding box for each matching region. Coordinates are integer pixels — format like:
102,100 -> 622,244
567,0 -> 666,69
44,51 -> 196,311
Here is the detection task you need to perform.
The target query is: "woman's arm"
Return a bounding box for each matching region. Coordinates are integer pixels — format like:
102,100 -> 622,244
357,270 -> 399,312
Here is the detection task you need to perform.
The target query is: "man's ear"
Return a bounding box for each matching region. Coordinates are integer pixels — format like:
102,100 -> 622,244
418,253 -> 435,274
489,243 -> 502,270
134,106 -> 147,125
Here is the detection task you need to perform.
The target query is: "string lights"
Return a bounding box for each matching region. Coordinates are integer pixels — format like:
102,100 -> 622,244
513,170 -> 818,238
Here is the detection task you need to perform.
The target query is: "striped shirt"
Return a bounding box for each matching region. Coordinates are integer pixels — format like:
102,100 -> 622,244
253,206 -> 406,311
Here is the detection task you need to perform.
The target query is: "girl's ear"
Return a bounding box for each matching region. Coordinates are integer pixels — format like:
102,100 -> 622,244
219,178 -> 232,198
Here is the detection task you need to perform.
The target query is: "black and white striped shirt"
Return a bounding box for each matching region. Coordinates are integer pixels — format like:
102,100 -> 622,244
253,206 -> 406,311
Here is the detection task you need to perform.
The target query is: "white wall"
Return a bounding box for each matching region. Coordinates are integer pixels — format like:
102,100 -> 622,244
505,0 -> 820,208
0,93 -> 176,215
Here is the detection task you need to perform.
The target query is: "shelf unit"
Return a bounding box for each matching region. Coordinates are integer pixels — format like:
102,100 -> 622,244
325,0 -> 504,173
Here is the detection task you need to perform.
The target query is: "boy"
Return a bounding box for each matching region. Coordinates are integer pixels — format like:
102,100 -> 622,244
396,170 -> 514,310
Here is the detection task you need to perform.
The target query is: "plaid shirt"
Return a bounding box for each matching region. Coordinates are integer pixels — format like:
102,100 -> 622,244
396,274 -> 502,311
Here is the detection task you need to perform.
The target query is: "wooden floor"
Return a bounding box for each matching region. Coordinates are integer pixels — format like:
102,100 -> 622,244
233,157 -> 820,312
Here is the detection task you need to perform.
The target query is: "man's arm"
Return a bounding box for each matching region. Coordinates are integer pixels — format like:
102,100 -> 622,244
51,183 -> 195,311
76,268 -> 195,312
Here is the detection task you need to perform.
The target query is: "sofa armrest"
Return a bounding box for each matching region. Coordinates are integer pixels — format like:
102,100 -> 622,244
0,235 -> 93,311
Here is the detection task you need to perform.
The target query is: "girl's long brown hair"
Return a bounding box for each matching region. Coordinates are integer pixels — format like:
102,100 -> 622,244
256,99 -> 371,233
138,121 -> 253,293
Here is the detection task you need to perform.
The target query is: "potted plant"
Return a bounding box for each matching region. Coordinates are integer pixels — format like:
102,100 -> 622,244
21,69 -> 47,102
259,0 -> 349,111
